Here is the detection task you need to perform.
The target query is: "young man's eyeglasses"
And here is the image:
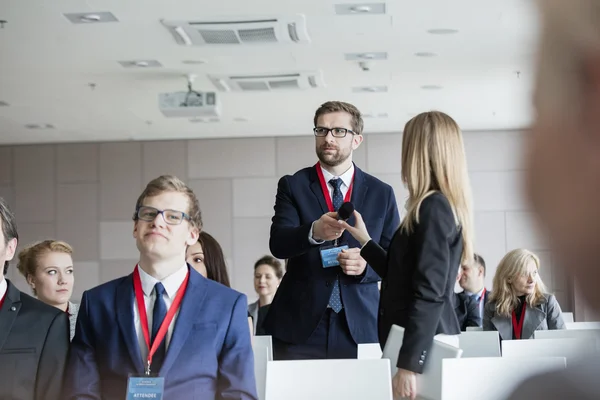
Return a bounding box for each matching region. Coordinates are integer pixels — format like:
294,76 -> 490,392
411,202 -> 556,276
313,127 -> 357,138
135,206 -> 190,225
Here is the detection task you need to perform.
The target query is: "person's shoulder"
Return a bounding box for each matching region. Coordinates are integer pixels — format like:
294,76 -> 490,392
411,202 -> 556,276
19,291 -> 64,318
361,169 -> 394,191
420,191 -> 452,212
203,278 -> 246,302
83,275 -> 130,299
417,192 -> 455,227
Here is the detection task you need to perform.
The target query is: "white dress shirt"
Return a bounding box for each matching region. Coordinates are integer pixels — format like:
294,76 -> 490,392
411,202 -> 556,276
309,163 -> 355,244
133,263 -> 188,362
0,277 -> 7,301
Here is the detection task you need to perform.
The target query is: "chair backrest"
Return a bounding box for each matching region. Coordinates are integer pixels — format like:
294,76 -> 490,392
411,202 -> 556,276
253,335 -> 273,361
458,331 -> 501,358
562,312 -> 574,323
382,325 -> 462,400
357,343 -> 383,359
466,326 -> 483,332
501,337 -> 596,364
566,321 -> 600,330
441,357 -> 566,400
534,329 -> 600,350
265,359 -> 393,400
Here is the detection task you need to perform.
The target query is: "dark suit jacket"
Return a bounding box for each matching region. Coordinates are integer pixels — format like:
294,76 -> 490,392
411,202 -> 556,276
454,292 -> 482,331
264,164 -> 400,345
361,192 -> 463,373
0,279 -> 70,400
62,267 -> 257,400
483,294 -> 566,340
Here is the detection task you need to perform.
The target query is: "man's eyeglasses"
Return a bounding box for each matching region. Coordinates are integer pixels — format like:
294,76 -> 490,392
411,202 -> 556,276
135,206 -> 190,225
313,127 -> 357,138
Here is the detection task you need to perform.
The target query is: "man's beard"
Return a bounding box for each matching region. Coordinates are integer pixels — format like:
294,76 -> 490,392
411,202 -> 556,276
316,146 -> 350,167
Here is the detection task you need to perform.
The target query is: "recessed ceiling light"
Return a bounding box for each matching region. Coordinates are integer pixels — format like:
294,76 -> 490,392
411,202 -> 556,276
0,101 -> 9,107
182,60 -> 206,65
421,85 -> 443,90
414,52 -> 437,57
427,28 -> 459,35
344,52 -> 387,61
335,3 -> 386,15
118,60 -> 162,68
63,12 -> 118,24
234,117 -> 248,122
352,86 -> 388,93
24,123 -> 55,129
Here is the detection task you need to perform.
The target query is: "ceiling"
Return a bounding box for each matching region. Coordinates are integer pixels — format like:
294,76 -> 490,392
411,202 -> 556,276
0,0 -> 539,145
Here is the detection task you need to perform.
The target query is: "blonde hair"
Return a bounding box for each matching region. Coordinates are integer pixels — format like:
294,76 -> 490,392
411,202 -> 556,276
17,240 -> 73,296
400,111 -> 474,264
134,175 -> 202,230
490,248 -> 549,317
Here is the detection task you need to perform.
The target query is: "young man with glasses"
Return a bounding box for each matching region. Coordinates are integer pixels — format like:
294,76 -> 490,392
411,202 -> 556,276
264,101 -> 400,359
62,175 -> 257,400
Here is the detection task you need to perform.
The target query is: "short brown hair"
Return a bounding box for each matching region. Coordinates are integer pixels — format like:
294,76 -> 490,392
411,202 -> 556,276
254,255 -> 284,279
17,240 -> 73,295
313,101 -> 364,135
134,175 -> 202,230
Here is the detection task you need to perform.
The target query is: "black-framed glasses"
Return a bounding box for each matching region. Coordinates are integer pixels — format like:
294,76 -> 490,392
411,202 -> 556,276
313,127 -> 357,138
135,206 -> 190,225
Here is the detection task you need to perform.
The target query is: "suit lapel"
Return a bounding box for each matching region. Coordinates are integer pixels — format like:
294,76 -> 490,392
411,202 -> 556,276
491,314 -> 513,340
160,268 -> 208,375
309,167 -> 329,214
350,165 -> 368,214
116,274 -> 144,373
0,280 -> 21,351
522,304 -> 545,340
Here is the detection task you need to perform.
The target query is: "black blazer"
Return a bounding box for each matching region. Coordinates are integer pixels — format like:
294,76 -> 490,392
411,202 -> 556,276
361,192 -> 463,373
0,279 -> 70,400
264,164 -> 400,345
454,292 -> 482,331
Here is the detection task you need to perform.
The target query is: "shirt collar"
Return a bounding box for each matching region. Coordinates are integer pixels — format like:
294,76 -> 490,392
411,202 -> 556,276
465,287 -> 485,299
0,277 -> 6,300
137,263 -> 188,298
320,163 -> 355,189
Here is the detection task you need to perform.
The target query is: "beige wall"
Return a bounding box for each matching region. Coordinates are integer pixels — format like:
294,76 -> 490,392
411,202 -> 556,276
0,130 -> 573,312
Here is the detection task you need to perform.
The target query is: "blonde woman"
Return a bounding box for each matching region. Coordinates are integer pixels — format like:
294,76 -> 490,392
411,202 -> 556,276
17,240 -> 79,341
341,111 -> 473,400
483,249 -> 565,340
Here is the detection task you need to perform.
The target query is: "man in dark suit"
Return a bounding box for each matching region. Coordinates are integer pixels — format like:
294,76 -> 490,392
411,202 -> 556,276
454,270 -> 482,330
62,176 -> 257,399
0,197 -> 70,400
264,101 -> 400,360
458,253 -> 489,323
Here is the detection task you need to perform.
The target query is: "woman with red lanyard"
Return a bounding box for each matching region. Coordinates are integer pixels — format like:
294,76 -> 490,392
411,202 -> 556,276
483,248 -> 566,340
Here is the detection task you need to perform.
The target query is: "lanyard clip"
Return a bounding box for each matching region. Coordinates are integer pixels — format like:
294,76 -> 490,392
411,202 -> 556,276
145,360 -> 151,376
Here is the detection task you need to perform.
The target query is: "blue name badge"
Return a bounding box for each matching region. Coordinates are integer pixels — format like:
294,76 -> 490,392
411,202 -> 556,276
126,376 -> 165,400
320,245 -> 349,268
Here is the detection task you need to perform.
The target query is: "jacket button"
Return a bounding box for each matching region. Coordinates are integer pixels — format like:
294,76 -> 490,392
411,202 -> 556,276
418,360 -> 424,366
10,306 -> 16,311
420,355 -> 425,361
422,351 -> 427,355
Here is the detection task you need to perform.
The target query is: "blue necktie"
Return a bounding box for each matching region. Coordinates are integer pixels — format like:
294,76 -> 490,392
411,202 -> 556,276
151,282 -> 167,373
328,178 -> 343,313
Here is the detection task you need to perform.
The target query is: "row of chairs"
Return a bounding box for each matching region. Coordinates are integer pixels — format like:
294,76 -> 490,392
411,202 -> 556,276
252,320 -> 600,399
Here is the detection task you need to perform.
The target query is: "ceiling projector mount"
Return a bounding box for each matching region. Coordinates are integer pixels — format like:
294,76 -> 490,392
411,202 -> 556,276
182,74 -> 202,107
158,74 -> 220,118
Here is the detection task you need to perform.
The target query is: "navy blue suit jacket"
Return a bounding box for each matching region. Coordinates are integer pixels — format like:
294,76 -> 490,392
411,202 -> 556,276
62,266 -> 257,400
264,164 -> 400,344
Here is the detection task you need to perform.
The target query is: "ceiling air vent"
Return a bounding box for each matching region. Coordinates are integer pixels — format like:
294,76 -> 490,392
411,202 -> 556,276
161,15 -> 310,46
208,71 -> 325,92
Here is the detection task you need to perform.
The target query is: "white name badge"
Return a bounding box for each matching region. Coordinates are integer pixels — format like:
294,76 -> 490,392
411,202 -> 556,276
126,376 -> 165,400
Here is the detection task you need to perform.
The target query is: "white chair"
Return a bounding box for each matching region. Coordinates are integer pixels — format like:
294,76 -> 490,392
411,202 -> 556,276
501,337 -> 595,364
441,357 -> 566,400
265,359 -> 393,400
562,312 -> 574,323
382,325 -> 462,400
566,321 -> 600,330
252,335 -> 273,400
466,326 -> 483,331
458,331 -> 501,358
357,343 -> 383,359
534,328 -> 600,350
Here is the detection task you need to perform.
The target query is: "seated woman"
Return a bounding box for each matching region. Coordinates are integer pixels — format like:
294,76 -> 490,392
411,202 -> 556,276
17,240 -> 79,341
186,231 -> 253,336
248,255 -> 283,334
483,248 -> 565,340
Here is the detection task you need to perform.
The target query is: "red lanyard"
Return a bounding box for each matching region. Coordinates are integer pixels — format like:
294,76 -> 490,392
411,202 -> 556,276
479,288 -> 486,306
315,163 -> 354,212
0,291 -> 5,311
512,302 -> 527,339
133,265 -> 189,375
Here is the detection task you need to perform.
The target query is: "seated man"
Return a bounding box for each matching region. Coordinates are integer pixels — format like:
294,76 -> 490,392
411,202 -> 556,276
62,175 -> 257,399
0,197 -> 70,400
458,253 -> 489,323
454,269 -> 482,330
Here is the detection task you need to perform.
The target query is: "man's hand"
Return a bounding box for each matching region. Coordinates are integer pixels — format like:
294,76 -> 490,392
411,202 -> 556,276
337,248 -> 367,276
312,212 -> 344,241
